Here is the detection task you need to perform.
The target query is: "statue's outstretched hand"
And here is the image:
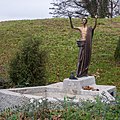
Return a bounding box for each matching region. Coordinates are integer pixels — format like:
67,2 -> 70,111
95,15 -> 98,19
68,13 -> 72,19
68,13 -> 74,28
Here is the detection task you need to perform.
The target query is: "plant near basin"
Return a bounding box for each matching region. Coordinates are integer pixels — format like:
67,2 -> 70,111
9,36 -> 47,87
0,93 -> 120,120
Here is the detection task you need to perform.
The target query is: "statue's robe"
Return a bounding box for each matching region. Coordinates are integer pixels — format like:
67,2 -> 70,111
76,27 -> 94,77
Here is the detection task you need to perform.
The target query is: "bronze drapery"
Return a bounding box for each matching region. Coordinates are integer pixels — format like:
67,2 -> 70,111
76,27 -> 94,77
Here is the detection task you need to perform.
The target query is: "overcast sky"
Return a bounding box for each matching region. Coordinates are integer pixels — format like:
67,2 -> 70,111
0,0 -> 53,21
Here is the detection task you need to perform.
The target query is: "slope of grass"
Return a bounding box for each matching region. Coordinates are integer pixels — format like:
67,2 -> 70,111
0,17 -> 120,90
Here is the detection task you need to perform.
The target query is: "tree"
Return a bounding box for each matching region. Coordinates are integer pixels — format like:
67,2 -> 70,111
97,0 -> 109,18
50,0 -> 109,18
9,37 -> 47,87
108,0 -> 119,18
50,0 -> 120,18
50,0 -> 85,18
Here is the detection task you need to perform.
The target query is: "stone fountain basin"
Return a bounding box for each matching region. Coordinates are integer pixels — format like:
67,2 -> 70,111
0,76 -> 116,111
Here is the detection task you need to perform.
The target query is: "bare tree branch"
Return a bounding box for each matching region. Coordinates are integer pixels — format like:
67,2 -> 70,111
50,0 -> 119,18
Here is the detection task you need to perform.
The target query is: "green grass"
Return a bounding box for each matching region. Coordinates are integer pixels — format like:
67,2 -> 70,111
0,17 -> 120,90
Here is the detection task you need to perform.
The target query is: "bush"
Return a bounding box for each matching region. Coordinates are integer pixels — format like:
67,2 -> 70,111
114,36 -> 120,64
0,77 -> 5,88
9,37 -> 47,87
0,78 -> 13,89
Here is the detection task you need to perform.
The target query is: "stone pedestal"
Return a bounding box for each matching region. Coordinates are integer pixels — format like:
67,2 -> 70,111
63,76 -> 96,94
63,76 -> 116,100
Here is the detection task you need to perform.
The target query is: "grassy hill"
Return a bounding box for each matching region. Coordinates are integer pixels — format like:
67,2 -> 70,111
0,17 -> 120,91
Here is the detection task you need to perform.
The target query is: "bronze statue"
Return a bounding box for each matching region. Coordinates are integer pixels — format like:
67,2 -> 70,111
69,15 -> 97,77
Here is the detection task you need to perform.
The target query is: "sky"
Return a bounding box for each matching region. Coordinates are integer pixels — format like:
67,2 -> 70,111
0,0 -> 53,21
0,0 -> 120,21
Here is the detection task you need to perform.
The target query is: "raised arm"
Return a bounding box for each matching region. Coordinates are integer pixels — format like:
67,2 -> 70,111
68,15 -> 80,31
68,15 -> 74,28
93,15 -> 98,30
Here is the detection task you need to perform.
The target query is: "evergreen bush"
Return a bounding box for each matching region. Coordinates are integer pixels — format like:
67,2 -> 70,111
9,37 -> 47,87
114,36 -> 120,64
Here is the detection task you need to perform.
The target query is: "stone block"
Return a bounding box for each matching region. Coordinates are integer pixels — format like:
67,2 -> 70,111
63,76 -> 96,94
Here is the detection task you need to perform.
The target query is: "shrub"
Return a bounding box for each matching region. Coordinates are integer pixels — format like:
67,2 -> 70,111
0,77 -> 5,88
114,36 -> 120,64
9,37 -> 47,87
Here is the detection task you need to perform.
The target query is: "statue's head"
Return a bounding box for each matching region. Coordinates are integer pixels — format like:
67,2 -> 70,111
82,18 -> 88,25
